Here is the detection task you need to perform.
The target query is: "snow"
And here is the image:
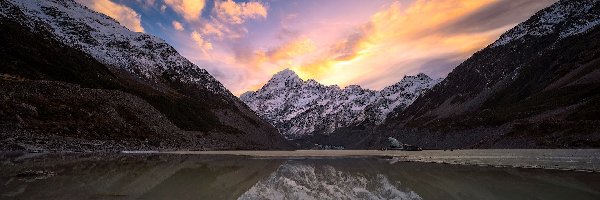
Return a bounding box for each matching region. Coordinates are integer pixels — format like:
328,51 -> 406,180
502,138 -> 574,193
492,0 -> 600,47
3,0 -> 233,98
240,69 -> 441,137
561,17 -> 600,38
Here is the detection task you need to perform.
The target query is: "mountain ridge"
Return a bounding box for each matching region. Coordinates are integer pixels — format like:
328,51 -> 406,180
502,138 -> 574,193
369,0 -> 600,149
241,69 -> 441,138
286,0 -> 600,149
0,0 -> 291,151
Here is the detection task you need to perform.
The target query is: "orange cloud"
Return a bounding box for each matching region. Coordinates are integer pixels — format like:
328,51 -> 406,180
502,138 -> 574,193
289,0 -> 498,85
180,0 -> 554,96
264,38 -> 315,62
164,0 -> 206,22
215,0 -> 268,24
201,22 -> 224,38
242,37 -> 316,74
191,0 -> 268,42
191,31 -> 213,50
77,0 -> 145,32
172,20 -> 184,31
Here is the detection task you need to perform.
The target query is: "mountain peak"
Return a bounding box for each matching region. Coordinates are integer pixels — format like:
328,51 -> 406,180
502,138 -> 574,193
416,73 -> 430,79
268,69 -> 302,84
344,85 -> 363,91
400,73 -> 433,82
260,68 -> 303,91
273,68 -> 300,79
242,71 -> 442,137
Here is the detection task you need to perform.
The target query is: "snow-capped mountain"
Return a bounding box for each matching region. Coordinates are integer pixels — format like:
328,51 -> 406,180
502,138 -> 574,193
238,162 -> 422,200
0,0 -> 290,150
241,69 -> 441,138
379,0 -> 600,149
492,0 -> 600,47
0,0 -> 231,98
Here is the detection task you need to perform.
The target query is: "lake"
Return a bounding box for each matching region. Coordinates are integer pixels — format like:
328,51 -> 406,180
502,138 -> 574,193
1,150 -> 599,199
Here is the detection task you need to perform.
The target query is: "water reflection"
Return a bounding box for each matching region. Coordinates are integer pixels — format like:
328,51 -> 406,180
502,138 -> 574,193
239,161 -> 422,200
0,153 -> 599,200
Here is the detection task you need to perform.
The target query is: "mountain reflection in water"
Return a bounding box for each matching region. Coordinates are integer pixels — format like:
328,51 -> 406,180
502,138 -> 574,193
1,153 -> 599,200
239,161 -> 422,200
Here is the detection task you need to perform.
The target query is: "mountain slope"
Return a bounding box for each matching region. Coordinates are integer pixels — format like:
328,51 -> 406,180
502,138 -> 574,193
241,69 -> 440,138
380,0 -> 600,148
0,0 -> 290,150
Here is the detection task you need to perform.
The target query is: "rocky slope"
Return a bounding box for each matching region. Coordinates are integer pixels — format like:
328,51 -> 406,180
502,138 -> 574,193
375,0 -> 600,149
0,0 -> 290,151
241,69 -> 440,138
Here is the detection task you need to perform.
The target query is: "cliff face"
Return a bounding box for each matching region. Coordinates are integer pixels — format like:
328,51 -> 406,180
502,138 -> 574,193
0,0 -> 291,151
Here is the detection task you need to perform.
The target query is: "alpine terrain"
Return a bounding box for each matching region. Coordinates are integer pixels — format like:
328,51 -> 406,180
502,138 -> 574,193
0,0 -> 290,151
241,69 -> 441,138
341,0 -> 600,149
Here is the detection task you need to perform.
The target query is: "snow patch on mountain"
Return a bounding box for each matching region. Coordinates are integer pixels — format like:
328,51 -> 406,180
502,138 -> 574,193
2,0 -> 232,98
241,69 -> 441,138
492,0 -> 600,47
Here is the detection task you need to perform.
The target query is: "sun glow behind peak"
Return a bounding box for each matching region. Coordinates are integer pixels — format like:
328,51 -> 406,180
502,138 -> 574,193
77,0 -> 558,95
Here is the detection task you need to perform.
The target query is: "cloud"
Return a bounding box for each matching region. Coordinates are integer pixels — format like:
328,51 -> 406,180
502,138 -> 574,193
232,37 -> 316,73
176,0 -> 555,96
201,22 -> 224,38
172,20 -> 184,31
202,37 -> 317,94
160,4 -> 167,13
193,0 -> 269,41
136,0 -> 155,8
263,37 -> 316,62
290,0 -> 500,84
214,0 -> 268,24
327,30 -> 368,62
77,0 -> 145,32
164,0 -> 206,21
198,19 -> 247,40
441,0 -> 558,34
191,31 -> 213,50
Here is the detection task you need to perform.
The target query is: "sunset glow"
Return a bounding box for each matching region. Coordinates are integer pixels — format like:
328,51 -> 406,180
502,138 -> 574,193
77,0 -> 557,95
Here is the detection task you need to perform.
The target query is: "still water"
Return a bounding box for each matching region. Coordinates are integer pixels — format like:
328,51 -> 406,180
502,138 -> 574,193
1,152 -> 599,200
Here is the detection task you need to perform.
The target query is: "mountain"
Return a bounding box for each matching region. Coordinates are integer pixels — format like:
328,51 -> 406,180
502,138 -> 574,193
241,69 -> 441,138
374,0 -> 600,149
0,0 -> 290,151
238,161 -> 422,200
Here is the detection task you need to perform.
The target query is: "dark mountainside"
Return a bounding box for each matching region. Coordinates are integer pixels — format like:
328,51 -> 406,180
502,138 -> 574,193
312,0 -> 600,149
0,0 -> 290,151
2,0 -> 598,151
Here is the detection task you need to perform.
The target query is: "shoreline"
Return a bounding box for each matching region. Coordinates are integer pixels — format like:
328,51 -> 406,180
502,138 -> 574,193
158,149 -> 600,172
3,149 -> 599,172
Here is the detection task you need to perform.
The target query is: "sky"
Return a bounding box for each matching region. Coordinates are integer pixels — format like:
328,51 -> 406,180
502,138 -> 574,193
76,0 -> 558,95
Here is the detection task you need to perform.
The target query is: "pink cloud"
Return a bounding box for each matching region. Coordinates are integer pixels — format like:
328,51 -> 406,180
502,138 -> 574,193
77,0 -> 144,32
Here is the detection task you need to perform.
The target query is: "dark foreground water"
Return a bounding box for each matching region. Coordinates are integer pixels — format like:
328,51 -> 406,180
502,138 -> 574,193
1,152 -> 599,200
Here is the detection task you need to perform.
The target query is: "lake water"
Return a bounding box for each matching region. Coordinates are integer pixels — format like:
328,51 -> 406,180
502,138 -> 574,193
1,150 -> 599,200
